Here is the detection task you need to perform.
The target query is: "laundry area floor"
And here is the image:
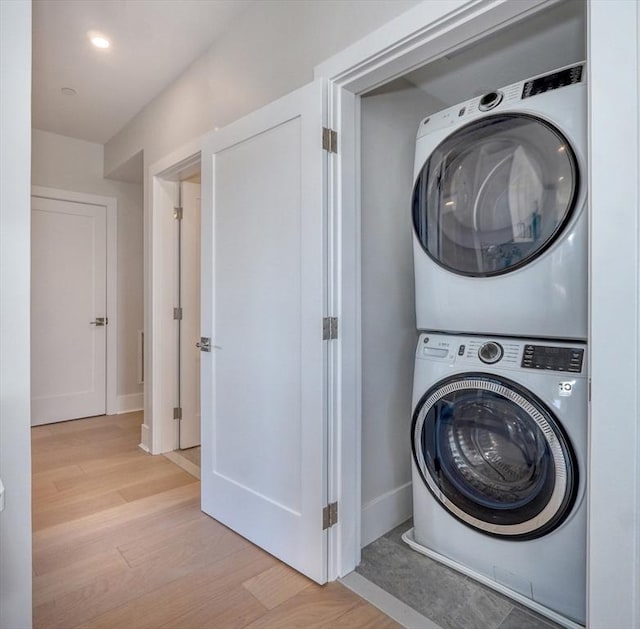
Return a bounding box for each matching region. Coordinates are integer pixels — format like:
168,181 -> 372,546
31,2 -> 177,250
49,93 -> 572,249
356,521 -> 562,629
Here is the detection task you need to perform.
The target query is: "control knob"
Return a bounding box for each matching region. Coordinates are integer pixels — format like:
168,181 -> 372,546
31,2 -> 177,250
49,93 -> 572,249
478,341 -> 503,364
478,90 -> 503,112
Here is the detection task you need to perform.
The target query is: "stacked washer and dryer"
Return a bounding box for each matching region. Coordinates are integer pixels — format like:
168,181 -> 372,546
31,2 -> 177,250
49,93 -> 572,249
403,63 -> 588,626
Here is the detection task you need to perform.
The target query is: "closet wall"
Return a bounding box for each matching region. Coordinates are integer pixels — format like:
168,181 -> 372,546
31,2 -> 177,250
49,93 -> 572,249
360,79 -> 442,546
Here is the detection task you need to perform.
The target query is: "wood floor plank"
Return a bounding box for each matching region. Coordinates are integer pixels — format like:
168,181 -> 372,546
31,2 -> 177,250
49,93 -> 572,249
78,448 -> 152,474
116,511 -> 227,567
158,583 -> 267,629
33,482 -> 200,551
324,601 -> 403,628
32,489 -> 128,531
35,533 -> 260,629
243,563 -> 314,610
76,545 -> 275,629
52,455 -> 172,493
33,548 -> 129,607
242,582 -> 361,629
117,467 -> 197,502
32,463 -> 85,483
33,489 -> 201,575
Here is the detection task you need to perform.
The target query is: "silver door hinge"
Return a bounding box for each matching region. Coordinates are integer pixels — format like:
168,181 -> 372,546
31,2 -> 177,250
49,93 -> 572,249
173,206 -> 183,220
322,317 -> 338,340
173,407 -> 182,420
173,307 -> 183,320
323,502 -> 338,530
322,127 -> 338,153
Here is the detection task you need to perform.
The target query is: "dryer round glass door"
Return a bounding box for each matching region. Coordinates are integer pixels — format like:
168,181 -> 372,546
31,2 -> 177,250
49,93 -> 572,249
411,373 -> 578,539
412,113 -> 579,277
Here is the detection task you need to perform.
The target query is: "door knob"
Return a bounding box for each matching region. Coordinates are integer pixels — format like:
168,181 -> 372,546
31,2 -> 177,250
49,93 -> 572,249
89,317 -> 107,326
196,337 -> 211,352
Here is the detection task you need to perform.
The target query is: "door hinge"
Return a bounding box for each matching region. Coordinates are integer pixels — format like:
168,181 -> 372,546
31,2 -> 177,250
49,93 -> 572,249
173,407 -> 182,420
322,127 -> 338,153
323,317 -> 338,340
173,206 -> 183,220
323,502 -> 338,530
173,307 -> 183,320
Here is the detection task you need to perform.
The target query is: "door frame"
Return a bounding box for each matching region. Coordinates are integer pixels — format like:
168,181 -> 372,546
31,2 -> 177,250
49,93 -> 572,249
315,0 -> 565,581
31,185 -> 118,417
315,1 -> 640,627
145,141 -> 203,454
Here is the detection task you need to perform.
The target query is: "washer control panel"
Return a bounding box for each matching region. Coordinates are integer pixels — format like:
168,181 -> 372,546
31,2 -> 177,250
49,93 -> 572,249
521,344 -> 584,372
417,333 -> 587,375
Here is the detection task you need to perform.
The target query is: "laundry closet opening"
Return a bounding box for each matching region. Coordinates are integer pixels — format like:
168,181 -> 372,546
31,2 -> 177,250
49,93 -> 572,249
356,1 -> 586,627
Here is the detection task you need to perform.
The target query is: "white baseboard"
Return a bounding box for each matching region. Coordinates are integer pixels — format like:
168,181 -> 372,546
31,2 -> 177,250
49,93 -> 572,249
361,481 -> 413,548
117,392 -> 144,414
139,423 -> 151,452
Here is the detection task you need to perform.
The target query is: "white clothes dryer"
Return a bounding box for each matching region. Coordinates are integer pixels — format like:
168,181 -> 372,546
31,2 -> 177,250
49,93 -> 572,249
412,63 -> 587,340
406,332 -> 587,626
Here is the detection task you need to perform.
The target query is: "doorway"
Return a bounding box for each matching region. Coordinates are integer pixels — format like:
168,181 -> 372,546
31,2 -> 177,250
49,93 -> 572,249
30,186 -> 117,425
145,151 -> 202,467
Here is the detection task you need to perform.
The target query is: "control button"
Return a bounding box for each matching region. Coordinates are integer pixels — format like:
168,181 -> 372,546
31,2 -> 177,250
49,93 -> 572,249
458,344 -> 465,356
478,341 -> 504,364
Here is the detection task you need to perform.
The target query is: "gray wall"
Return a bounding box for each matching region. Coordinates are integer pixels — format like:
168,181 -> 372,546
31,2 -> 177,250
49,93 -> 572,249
360,79 -> 443,545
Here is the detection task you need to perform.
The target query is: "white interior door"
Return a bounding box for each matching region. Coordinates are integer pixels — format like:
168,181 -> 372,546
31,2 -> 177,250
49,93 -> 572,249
31,196 -> 107,425
200,79 -> 328,582
179,181 -> 201,449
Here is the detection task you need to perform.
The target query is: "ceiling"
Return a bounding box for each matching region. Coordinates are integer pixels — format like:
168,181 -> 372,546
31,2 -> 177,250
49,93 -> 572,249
32,0 -> 254,144
404,0 -> 585,108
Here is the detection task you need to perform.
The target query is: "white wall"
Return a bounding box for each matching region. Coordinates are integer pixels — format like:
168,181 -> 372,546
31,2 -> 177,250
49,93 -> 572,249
31,130 -> 144,410
587,1 -> 640,626
104,0 -> 420,175
360,79 -> 443,546
0,1 -> 33,626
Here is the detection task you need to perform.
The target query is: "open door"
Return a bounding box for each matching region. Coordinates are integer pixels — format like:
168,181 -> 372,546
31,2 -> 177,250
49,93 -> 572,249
178,181 -> 201,450
200,80 -> 329,582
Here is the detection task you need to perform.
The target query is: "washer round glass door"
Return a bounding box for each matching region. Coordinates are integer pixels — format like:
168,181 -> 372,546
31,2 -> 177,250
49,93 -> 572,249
412,113 -> 579,276
412,373 -> 577,539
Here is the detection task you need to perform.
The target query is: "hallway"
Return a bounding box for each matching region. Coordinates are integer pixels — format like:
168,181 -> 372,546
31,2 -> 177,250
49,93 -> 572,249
31,413 -> 398,628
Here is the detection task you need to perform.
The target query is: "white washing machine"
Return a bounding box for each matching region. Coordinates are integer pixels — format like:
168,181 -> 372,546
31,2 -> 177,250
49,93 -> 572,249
412,63 -> 587,340
405,332 -> 587,626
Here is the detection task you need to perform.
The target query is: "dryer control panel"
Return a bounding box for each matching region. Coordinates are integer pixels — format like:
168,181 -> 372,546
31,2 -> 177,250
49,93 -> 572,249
521,344 -> 584,373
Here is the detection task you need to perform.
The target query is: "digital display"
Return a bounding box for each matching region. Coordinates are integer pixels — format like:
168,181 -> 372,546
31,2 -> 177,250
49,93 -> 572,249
521,345 -> 584,372
522,65 -> 583,99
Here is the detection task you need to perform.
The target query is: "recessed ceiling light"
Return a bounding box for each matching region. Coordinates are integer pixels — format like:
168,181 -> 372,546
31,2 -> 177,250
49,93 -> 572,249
90,35 -> 110,49
61,87 -> 77,96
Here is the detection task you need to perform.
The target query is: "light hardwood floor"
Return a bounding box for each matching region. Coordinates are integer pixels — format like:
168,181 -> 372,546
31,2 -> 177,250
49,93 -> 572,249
32,412 -> 399,629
